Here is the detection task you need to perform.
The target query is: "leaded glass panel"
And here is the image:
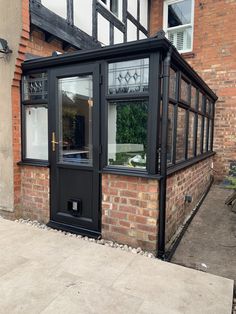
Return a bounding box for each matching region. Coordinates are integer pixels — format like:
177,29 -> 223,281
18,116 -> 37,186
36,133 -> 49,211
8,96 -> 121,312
23,73 -> 48,101
108,58 -> 149,95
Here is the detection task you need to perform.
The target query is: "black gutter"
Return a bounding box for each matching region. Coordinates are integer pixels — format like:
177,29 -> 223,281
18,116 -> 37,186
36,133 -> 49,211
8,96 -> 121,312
157,48 -> 172,259
165,175 -> 214,261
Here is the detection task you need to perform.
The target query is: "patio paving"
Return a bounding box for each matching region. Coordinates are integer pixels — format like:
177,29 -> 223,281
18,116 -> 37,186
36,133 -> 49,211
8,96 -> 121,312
0,217 -> 233,314
172,184 -> 236,283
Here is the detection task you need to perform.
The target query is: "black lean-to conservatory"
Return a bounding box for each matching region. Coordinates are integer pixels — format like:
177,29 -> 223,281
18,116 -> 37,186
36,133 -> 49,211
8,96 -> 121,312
21,33 -> 217,258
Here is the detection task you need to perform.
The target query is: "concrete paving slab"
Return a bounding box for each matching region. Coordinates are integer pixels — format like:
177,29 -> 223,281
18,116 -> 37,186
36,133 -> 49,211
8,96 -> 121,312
0,217 -> 233,314
172,185 -> 236,282
41,280 -> 143,314
113,256 -> 233,314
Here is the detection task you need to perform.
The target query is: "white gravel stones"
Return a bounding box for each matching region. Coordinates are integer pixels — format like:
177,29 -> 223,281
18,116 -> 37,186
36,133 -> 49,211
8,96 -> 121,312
13,218 -> 156,259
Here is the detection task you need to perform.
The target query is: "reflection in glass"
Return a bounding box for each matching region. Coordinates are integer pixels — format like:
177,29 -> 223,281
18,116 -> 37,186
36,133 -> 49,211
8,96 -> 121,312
197,115 -> 202,155
169,68 -> 177,99
108,100 -> 148,169
180,79 -> 189,102
167,104 -> 175,164
108,58 -> 149,95
176,107 -> 186,162
188,111 -> 195,158
168,0 -> 192,27
25,106 -> 48,160
191,86 -> 196,108
59,75 -> 93,164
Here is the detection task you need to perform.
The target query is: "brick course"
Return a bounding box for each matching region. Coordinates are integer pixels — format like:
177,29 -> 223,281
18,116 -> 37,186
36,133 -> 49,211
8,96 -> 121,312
102,174 -> 159,252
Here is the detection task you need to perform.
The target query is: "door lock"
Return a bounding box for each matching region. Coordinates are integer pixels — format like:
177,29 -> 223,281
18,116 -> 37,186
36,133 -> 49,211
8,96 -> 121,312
51,132 -> 59,152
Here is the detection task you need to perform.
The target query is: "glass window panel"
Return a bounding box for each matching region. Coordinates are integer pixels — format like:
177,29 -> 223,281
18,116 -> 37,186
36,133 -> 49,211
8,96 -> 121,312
98,13 -> 110,45
25,106 -> 48,160
191,86 -> 196,108
169,68 -> 177,99
140,0 -> 148,29
114,27 -> 124,44
198,92 -> 203,112
167,26 -> 192,51
188,111 -> 195,158
58,75 -> 93,165
167,104 -> 175,164
128,0 -> 138,18
23,73 -> 48,101
176,107 -> 186,162
180,78 -> 189,103
73,0 -> 92,36
197,115 -> 202,155
41,0 -> 67,18
204,118 -> 209,152
108,58 -> 149,95
127,20 -> 137,42
209,119 -> 213,150
168,0 -> 192,27
108,100 -> 148,169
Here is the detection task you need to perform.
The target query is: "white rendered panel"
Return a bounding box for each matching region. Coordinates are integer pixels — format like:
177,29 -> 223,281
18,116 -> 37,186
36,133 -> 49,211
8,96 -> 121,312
140,0 -> 148,29
73,0 -> 93,35
98,13 -> 110,45
114,27 -> 124,44
127,20 -> 137,42
128,0 -> 138,18
41,0 -> 67,19
139,31 -> 147,40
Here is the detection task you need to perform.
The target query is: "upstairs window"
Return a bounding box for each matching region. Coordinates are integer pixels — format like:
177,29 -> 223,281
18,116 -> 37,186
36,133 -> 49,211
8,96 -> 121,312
164,0 -> 194,53
99,0 -> 122,20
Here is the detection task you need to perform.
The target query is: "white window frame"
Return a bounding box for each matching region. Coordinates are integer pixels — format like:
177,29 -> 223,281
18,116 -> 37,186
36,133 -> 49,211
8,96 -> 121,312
163,0 -> 194,53
98,0 -> 123,21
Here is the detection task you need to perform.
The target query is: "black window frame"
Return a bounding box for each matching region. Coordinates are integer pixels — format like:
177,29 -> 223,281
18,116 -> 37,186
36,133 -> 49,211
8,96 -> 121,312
166,58 -> 216,173
20,69 -> 49,167
101,52 -> 161,177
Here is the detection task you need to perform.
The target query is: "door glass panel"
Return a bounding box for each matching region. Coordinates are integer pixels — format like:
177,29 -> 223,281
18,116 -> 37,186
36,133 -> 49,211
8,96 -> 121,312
58,75 -> 93,165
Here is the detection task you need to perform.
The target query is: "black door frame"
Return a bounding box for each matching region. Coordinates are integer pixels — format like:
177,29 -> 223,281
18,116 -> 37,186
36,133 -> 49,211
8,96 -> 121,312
47,62 -> 101,237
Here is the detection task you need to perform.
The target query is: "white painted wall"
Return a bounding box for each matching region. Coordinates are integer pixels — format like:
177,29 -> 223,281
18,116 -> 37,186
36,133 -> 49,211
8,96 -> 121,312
0,0 -> 22,212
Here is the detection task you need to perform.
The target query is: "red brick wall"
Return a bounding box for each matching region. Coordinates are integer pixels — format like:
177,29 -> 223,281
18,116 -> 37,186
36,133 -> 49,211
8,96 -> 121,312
150,0 -> 236,179
102,174 -> 159,251
19,166 -> 49,223
166,157 -> 213,243
102,157 -> 212,252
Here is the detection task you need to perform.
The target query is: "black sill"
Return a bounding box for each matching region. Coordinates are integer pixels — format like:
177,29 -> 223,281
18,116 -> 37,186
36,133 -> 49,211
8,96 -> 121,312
17,161 -> 50,168
167,151 -> 215,176
101,167 -> 162,180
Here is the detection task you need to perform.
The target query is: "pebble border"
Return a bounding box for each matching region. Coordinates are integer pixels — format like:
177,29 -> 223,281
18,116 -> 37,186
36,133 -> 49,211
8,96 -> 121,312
14,218 -> 156,259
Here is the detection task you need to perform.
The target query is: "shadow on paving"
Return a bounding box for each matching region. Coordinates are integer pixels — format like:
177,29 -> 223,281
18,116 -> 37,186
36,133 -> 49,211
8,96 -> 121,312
172,184 -> 236,283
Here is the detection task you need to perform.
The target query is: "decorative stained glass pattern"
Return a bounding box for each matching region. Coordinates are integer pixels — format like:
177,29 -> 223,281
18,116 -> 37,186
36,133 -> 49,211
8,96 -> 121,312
108,58 -> 149,95
23,73 -> 48,101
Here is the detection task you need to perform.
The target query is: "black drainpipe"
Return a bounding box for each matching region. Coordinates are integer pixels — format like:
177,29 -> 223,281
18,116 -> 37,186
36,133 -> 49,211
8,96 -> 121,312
157,48 -> 172,260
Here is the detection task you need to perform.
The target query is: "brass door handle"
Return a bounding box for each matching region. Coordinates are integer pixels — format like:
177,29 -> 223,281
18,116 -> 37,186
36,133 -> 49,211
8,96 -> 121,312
51,132 -> 59,152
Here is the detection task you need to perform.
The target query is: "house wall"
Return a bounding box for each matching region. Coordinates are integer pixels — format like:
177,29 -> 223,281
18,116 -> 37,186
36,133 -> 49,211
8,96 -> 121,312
0,0 -> 22,212
102,157 -> 213,253
150,0 -> 236,180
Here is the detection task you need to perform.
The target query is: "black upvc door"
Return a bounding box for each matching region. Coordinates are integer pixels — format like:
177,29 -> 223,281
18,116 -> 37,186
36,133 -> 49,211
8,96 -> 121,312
48,63 -> 100,237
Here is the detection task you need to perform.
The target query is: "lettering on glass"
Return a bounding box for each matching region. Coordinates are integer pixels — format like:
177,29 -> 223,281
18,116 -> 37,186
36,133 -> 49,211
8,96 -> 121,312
108,58 -> 149,95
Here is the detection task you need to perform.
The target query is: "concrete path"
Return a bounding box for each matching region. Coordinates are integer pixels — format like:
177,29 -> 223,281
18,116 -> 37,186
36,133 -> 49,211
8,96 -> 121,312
172,185 -> 236,283
0,217 -> 233,314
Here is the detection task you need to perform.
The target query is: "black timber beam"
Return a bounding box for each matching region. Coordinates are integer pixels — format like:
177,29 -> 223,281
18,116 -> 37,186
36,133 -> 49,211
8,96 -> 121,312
30,0 -> 100,50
